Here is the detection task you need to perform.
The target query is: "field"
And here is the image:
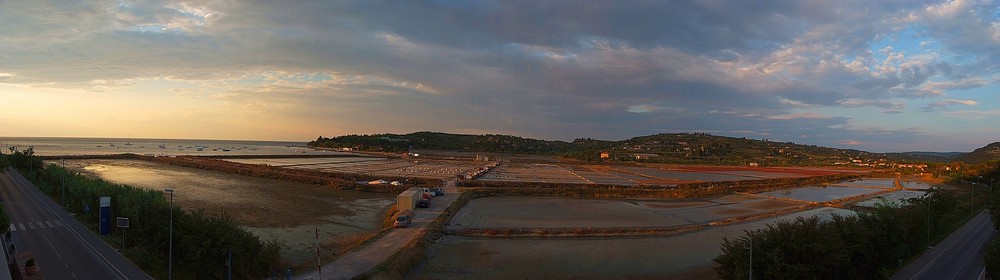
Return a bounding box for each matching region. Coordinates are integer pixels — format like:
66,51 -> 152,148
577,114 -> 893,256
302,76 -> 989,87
56,159 -> 394,264
478,163 -> 854,186
225,157 -> 488,180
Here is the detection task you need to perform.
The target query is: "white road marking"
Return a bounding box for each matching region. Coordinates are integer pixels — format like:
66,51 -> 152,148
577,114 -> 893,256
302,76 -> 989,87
36,221 -> 44,229
45,221 -> 54,228
28,223 -> 35,230
8,224 -> 13,232
18,223 -> 25,231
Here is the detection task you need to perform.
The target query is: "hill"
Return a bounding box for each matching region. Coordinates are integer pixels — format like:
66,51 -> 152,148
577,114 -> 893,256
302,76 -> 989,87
310,132 -> 935,166
953,142 -> 1000,163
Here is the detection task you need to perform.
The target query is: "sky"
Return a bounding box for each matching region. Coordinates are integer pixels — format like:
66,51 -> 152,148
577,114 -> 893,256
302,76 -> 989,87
0,1 -> 999,152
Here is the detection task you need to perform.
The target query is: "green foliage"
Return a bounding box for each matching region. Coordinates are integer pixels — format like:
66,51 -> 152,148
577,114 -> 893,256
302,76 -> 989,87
0,206 -> 8,234
953,142 -> 1000,163
27,164 -> 284,279
1,148 -> 44,172
714,191 -> 958,280
310,132 -> 931,166
986,239 -> 1000,278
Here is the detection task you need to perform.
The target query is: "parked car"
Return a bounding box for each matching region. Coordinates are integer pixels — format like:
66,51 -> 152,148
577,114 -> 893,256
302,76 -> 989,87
418,199 -> 430,208
394,212 -> 412,228
432,188 -> 445,196
422,188 -> 437,198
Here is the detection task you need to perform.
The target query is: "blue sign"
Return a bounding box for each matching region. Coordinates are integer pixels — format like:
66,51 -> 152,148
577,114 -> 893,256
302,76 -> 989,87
99,196 -> 111,235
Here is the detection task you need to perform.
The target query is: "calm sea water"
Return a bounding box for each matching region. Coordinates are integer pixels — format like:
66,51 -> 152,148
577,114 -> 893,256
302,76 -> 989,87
0,137 -> 336,157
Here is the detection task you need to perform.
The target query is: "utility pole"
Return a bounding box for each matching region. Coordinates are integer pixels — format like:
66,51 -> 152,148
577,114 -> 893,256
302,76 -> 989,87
165,188 -> 175,280
971,182 -> 976,220
61,159 -> 66,206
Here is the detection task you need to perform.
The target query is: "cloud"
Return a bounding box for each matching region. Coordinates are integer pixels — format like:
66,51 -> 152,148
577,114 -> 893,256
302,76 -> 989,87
836,98 -> 905,113
922,99 -> 979,112
838,140 -> 865,146
944,110 -> 1000,120
0,0 -> 997,152
765,112 -> 830,120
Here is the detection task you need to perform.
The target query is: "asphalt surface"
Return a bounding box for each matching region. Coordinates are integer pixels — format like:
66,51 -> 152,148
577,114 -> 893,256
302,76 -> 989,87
0,168 -> 150,279
892,211 -> 995,280
297,182 -> 459,280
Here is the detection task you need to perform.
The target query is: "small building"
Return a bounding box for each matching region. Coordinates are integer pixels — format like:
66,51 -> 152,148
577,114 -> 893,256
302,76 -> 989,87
397,187 -> 423,211
600,152 -> 610,159
749,162 -> 760,167
634,153 -> 657,160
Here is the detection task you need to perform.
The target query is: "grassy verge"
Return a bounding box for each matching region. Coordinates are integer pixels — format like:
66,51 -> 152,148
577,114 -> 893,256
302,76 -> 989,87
23,164 -> 286,279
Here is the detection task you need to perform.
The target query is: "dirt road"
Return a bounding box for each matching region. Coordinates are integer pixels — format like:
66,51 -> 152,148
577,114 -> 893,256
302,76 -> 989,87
296,181 -> 459,280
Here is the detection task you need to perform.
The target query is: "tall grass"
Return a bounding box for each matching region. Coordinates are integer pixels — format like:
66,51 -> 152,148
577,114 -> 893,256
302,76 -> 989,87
26,164 -> 285,279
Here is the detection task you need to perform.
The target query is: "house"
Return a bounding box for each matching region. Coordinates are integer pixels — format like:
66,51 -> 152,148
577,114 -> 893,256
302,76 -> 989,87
749,162 -> 760,167
634,153 -> 657,160
600,152 -> 610,159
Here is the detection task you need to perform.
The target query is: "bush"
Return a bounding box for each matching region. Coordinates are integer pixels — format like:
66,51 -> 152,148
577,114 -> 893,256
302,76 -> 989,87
715,191 -> 958,279
26,164 -> 285,279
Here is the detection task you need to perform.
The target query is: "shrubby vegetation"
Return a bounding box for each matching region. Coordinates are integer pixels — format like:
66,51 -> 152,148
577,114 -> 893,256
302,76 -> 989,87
311,131 -> 945,166
10,156 -> 284,279
714,190 -> 963,279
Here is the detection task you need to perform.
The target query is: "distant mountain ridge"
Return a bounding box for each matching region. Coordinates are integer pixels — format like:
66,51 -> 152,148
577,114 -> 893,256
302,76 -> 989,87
953,142 -> 1000,163
310,132 -> 960,166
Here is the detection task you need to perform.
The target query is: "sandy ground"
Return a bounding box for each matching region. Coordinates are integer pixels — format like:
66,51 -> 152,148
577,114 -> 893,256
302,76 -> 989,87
411,207 -> 855,280
57,159 -> 394,264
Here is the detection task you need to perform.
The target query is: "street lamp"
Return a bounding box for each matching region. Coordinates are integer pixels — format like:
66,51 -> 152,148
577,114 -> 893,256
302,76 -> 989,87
971,182 -> 975,219
164,188 -> 175,280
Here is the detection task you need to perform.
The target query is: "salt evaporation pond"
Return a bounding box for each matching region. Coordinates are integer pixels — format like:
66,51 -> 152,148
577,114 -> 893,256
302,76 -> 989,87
834,178 -> 896,188
756,186 -> 882,202
855,190 -> 928,208
414,207 -> 855,280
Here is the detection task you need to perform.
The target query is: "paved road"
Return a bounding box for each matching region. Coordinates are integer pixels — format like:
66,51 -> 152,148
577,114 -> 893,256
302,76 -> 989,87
892,211 -> 995,280
0,168 -> 150,279
297,182 -> 460,280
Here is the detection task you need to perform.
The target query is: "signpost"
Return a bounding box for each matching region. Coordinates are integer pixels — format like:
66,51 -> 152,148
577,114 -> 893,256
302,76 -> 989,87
99,197 -> 111,235
117,217 -> 129,248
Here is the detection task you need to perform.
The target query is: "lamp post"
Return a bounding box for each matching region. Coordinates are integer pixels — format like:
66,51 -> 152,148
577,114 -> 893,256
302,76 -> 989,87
971,182 -> 975,219
165,188 -> 175,280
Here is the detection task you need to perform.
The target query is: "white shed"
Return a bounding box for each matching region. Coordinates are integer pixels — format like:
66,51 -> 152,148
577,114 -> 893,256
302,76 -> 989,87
397,187 -> 422,211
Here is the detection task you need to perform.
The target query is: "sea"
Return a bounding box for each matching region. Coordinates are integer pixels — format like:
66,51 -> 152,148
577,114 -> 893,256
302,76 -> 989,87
0,137 -> 335,157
